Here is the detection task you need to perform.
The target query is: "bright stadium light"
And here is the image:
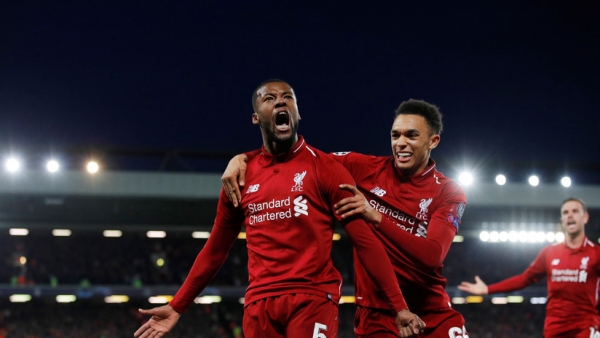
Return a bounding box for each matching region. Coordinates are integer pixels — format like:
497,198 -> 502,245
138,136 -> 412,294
192,231 -> 210,239
9,294 -> 32,303
458,172 -> 474,186
9,228 -> 29,236
495,174 -> 507,186
560,176 -> 571,187
479,231 -> 490,242
46,160 -> 60,173
528,175 -> 539,186
499,231 -> 509,242
86,161 -> 99,174
489,231 -> 499,242
536,231 -> 546,242
147,231 -> 166,238
52,229 -> 72,237
103,230 -> 122,237
5,157 -> 21,172
508,231 -> 519,242
546,232 -> 556,242
555,232 -> 565,243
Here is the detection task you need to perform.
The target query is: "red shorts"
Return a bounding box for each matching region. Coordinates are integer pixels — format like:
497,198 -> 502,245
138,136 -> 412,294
544,315 -> 600,337
243,293 -> 339,338
354,306 -> 468,338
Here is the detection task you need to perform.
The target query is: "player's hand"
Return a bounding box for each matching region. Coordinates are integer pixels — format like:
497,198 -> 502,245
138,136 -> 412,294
134,304 -> 181,338
395,309 -> 426,337
335,184 -> 382,226
458,275 -> 489,295
221,154 -> 248,207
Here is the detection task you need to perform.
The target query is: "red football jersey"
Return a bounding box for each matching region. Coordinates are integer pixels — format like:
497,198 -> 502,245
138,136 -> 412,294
488,238 -> 600,334
332,152 -> 466,313
170,137 -> 406,314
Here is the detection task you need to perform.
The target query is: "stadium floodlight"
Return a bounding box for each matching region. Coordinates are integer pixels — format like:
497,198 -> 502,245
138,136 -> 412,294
192,231 -> 210,239
479,231 -> 490,242
528,175 -> 540,186
508,231 -> 519,242
495,174 -> 507,186
147,231 -> 166,238
46,160 -> 60,173
86,161 -> 99,174
518,231 -> 528,242
491,297 -> 508,304
499,231 -> 509,242
52,229 -> 72,237
458,172 -> 474,186
9,228 -> 29,236
489,231 -> 499,242
9,294 -> 32,303
507,296 -> 524,303
339,296 -> 356,304
56,295 -> 77,303
103,230 -> 122,237
4,157 -> 21,172
105,295 -> 129,303
546,232 -> 556,243
194,295 -> 222,304
148,296 -> 172,304
560,176 -> 571,187
555,232 -> 565,243
530,297 -> 547,304
536,231 -> 546,243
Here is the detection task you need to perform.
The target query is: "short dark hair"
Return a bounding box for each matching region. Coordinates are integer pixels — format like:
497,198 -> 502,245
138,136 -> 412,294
395,99 -> 443,135
561,197 -> 587,213
251,79 -> 292,111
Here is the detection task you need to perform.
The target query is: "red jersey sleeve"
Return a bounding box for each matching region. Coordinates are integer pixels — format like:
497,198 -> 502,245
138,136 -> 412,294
377,216 -> 455,270
318,158 -> 408,312
375,182 -> 465,270
169,189 -> 243,313
487,246 -> 548,294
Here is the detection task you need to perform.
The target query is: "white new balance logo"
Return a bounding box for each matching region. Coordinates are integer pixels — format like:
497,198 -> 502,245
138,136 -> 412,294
370,186 -> 386,197
294,195 -> 308,216
551,259 -> 560,266
246,184 -> 260,194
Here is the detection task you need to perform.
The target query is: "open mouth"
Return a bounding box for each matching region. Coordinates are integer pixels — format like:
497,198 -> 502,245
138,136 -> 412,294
275,111 -> 290,129
396,152 -> 412,162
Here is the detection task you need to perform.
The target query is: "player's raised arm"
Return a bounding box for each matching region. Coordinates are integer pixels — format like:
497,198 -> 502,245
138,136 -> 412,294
134,304 -> 180,337
458,276 -> 489,295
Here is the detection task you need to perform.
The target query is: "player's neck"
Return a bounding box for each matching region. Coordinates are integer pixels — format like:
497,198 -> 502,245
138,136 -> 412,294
565,232 -> 585,249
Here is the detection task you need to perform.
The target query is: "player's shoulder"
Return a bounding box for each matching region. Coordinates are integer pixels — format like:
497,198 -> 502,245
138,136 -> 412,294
330,151 -> 389,165
434,169 -> 465,195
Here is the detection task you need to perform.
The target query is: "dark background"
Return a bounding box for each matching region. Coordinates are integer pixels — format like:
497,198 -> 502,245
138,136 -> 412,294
1,1 -> 599,182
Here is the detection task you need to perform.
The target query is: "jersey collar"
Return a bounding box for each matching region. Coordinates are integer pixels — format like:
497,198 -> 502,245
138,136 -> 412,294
394,158 -> 437,183
259,135 -> 306,164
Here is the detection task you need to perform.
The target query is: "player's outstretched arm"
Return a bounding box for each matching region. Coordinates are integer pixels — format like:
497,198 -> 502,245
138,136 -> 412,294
334,184 -> 382,226
134,304 -> 180,337
458,275 -> 489,295
396,309 -> 426,337
221,154 -> 248,207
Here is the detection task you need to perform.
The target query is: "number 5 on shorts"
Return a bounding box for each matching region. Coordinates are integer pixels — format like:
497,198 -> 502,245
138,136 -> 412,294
313,323 -> 327,338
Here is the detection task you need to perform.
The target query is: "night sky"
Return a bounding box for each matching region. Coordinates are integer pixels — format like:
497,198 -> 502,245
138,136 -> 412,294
1,2 -> 599,183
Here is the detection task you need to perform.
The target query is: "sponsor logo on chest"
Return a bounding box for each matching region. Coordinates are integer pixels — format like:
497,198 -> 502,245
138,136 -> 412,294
550,256 -> 590,283
245,171 -> 310,225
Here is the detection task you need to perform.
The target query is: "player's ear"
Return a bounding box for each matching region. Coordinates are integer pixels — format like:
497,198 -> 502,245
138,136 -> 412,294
252,112 -> 259,125
429,134 -> 440,149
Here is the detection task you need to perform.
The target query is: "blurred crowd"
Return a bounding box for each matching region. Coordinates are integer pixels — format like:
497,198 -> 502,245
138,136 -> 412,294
0,232 -> 557,337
